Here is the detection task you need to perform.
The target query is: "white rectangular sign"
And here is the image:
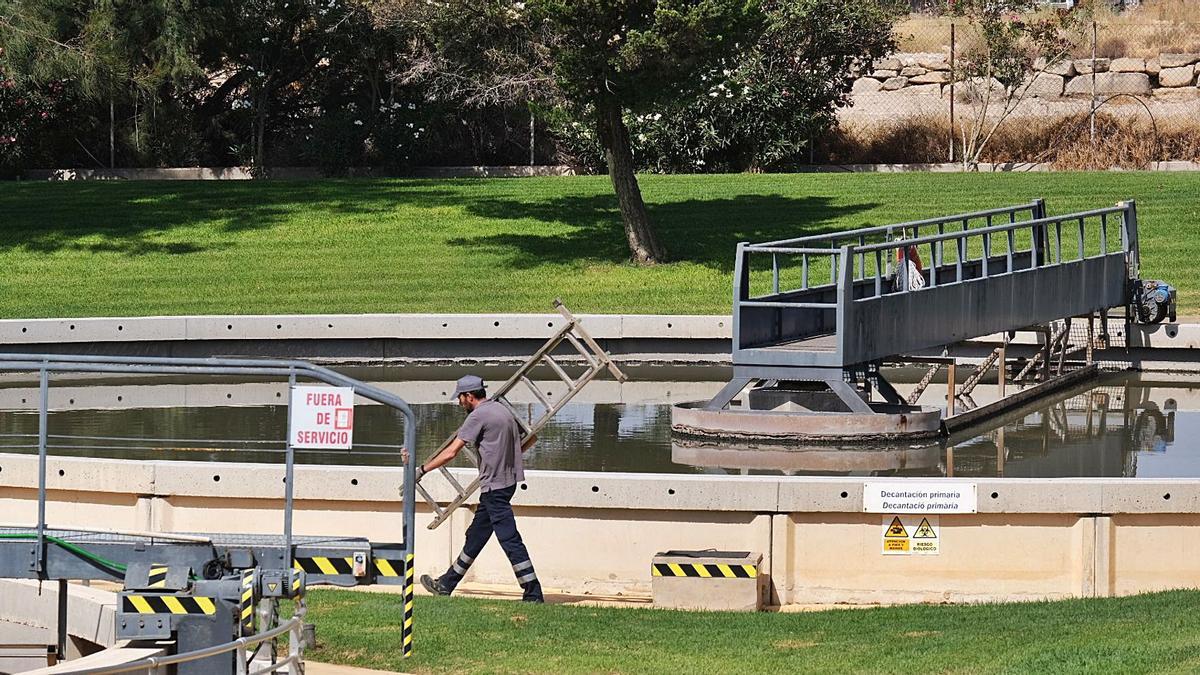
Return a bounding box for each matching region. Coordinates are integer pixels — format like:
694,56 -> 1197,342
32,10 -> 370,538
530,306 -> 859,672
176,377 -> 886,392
882,515 -> 940,555
863,482 -> 976,514
289,386 -> 355,449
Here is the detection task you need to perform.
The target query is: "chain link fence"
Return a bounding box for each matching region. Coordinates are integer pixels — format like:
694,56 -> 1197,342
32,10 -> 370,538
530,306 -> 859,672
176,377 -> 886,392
825,9 -> 1200,167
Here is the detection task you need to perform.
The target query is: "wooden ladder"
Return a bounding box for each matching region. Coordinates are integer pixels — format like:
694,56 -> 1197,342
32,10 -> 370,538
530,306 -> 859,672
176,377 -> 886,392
415,300 -> 627,530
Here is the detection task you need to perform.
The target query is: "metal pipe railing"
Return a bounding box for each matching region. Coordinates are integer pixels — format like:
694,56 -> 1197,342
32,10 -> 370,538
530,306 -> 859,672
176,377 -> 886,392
748,200 -> 1042,249
59,613 -> 304,675
2,352 -> 420,662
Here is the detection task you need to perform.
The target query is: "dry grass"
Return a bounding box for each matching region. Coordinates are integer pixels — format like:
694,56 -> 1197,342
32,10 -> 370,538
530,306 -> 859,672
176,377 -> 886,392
895,0 -> 1200,58
823,110 -> 1200,168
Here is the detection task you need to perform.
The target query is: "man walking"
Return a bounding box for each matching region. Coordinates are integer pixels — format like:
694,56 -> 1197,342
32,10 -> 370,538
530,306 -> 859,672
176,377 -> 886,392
414,374 -> 544,603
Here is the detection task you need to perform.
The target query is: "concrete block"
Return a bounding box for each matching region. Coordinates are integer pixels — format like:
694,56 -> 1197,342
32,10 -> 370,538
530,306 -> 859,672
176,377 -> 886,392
652,551 -> 763,611
910,71 -> 951,84
852,77 -> 883,94
618,315 -> 729,339
1027,72 -> 1065,98
1158,64 -> 1196,87
918,56 -> 950,71
881,76 -> 909,91
902,83 -> 943,96
1035,57 -> 1076,77
1159,53 -> 1199,68
1074,58 -> 1110,74
1065,72 -> 1152,96
1109,57 -> 1146,72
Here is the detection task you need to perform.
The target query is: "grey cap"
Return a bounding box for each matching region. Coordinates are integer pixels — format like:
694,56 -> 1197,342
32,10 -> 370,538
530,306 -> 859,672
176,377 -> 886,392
451,374 -> 486,399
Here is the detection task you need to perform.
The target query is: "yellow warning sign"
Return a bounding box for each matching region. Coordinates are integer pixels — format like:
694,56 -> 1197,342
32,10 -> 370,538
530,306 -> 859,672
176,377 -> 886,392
913,518 -> 937,538
882,515 -> 940,555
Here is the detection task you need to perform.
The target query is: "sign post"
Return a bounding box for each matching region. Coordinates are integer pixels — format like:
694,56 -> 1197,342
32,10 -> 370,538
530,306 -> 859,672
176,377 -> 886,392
286,385 -> 356,570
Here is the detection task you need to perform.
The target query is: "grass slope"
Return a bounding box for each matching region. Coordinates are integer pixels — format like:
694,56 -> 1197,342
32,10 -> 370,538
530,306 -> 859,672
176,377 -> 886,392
305,589 -> 1200,674
1,172 -> 1196,318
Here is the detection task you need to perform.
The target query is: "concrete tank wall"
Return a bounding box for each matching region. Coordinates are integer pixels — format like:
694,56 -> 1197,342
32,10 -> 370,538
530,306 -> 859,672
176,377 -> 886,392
3,454 -> 1200,605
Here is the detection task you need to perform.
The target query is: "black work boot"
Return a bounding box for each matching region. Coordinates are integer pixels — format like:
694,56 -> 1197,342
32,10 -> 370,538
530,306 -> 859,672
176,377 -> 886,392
521,580 -> 544,603
420,574 -> 453,596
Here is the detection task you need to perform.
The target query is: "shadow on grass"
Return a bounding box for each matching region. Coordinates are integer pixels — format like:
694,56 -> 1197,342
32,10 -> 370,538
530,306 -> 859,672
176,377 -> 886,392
0,180 -> 877,270
0,180 -> 457,256
450,193 -> 879,270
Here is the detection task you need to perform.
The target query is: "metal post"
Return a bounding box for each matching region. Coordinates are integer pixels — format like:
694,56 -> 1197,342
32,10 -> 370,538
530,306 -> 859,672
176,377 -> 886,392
401,407 -> 417,658
771,254 -> 779,295
1090,22 -> 1098,144
949,22 -> 956,163
996,426 -> 1006,477
946,445 -> 955,477
998,339 -> 1007,398
56,579 -> 67,661
288,620 -> 301,675
36,366 -> 48,576
284,369 -> 296,573
946,361 -> 956,416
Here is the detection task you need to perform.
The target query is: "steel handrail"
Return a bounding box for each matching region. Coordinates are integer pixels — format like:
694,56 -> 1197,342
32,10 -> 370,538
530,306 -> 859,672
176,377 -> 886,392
54,615 -> 303,674
749,200 -> 1042,248
848,205 -> 1127,255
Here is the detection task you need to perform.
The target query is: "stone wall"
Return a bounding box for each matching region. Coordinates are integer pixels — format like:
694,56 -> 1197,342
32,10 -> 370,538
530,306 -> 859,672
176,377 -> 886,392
851,51 -> 1200,99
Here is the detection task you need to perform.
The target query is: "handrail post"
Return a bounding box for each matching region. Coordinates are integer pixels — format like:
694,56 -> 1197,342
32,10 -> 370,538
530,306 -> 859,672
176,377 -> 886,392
836,245 -> 854,361
732,242 -> 748,354
1032,198 -> 1048,267
36,365 -> 48,577
401,403 -> 418,659
1121,200 -> 1140,279
284,369 -> 297,575
288,620 -> 302,675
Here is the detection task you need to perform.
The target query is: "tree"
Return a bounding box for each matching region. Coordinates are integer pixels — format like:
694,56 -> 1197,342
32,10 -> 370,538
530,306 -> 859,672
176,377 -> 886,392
950,0 -> 1084,169
596,0 -> 895,173
369,0 -> 759,264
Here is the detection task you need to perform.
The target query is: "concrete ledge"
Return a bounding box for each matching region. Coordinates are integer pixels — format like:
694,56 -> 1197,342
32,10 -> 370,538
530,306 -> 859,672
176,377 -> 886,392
5,453 -> 1200,514
8,455 -> 1200,603
0,313 -> 730,344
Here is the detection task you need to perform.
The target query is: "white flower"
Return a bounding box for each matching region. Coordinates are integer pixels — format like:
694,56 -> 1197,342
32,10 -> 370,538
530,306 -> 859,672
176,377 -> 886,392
653,113 -> 662,121
261,37 -> 269,43
695,159 -> 706,166
353,119 -> 363,126
708,91 -> 719,97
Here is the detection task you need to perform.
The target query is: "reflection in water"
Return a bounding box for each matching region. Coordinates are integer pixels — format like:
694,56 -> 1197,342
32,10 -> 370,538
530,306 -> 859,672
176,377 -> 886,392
0,374 -> 1192,478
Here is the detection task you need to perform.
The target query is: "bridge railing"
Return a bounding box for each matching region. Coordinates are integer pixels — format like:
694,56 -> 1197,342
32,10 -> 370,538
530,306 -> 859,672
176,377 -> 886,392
733,201 -> 1047,354
847,201 -> 1138,299
732,200 -> 1138,367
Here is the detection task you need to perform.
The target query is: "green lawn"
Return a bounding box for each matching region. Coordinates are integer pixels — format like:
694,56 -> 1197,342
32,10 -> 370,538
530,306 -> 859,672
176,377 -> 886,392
304,588 -> 1200,674
1,172 -> 1197,318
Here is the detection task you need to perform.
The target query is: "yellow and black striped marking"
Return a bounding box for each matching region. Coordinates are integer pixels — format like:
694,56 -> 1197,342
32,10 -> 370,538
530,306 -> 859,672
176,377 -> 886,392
147,565 -> 169,589
240,569 -> 256,635
122,594 -> 217,616
291,570 -> 305,597
652,562 -> 758,579
293,556 -> 355,576
375,558 -> 404,578
402,553 -> 414,658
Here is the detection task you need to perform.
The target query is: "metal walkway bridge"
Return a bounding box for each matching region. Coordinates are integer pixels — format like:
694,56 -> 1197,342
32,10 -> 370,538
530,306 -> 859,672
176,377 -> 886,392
708,199 -> 1143,413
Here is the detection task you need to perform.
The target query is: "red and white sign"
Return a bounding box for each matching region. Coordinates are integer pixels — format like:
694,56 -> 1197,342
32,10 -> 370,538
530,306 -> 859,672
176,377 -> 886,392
289,386 -> 355,449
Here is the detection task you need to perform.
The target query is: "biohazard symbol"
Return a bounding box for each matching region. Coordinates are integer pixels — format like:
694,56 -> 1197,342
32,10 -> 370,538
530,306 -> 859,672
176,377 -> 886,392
913,518 -> 937,539
885,516 -> 908,538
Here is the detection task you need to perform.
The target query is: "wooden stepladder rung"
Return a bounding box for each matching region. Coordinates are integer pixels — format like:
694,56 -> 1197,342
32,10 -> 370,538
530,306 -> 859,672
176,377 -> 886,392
542,354 -> 576,388
417,300 -> 627,530
520,375 -> 555,410
494,396 -> 532,434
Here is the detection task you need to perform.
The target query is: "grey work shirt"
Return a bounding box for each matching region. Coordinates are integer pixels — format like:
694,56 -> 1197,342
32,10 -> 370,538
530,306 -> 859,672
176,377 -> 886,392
456,399 -> 525,492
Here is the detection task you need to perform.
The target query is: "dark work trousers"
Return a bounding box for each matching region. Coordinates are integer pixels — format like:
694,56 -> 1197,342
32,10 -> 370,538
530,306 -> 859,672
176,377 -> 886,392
439,484 -> 543,601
